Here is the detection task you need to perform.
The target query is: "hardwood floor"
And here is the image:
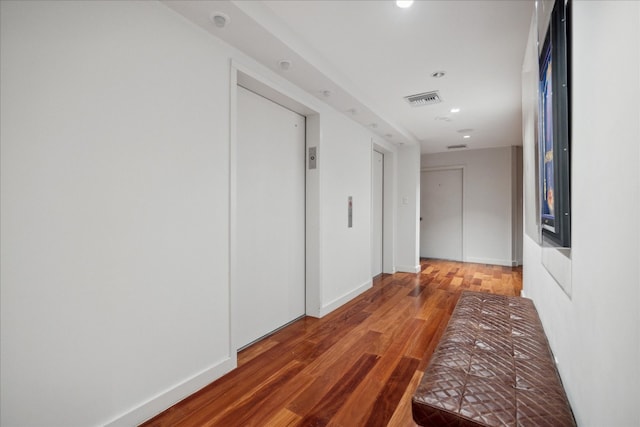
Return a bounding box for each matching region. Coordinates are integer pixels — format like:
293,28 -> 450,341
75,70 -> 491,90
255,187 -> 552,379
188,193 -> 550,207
141,259 -> 522,427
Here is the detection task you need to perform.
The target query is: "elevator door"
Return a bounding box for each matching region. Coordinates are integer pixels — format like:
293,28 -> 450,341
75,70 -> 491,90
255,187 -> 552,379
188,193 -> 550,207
372,150 -> 384,276
236,86 -> 306,349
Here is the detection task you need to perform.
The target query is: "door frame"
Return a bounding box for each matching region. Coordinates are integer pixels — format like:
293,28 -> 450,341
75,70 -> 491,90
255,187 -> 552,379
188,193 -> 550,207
373,142 -> 396,274
230,61 -> 321,356
420,165 -> 465,262
371,149 -> 384,277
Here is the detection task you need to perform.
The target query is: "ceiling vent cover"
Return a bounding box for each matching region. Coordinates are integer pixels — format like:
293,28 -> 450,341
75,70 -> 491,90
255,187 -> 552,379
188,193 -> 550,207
404,90 -> 442,107
447,144 -> 467,150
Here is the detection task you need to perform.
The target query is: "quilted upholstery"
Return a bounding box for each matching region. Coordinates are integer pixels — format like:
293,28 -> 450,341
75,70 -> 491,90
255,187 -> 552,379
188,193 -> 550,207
412,291 -> 576,427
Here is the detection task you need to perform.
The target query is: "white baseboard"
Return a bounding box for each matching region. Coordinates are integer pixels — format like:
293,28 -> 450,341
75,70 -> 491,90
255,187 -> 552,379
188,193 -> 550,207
105,356 -> 236,427
318,279 -> 372,317
396,264 -> 421,273
464,257 -> 515,267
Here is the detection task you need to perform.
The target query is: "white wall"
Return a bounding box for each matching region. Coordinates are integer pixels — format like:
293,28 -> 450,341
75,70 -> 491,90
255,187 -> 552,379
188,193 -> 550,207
319,113 -> 375,314
421,146 -> 522,266
0,1 -> 407,425
0,1 -> 233,426
522,2 -> 640,426
396,144 -> 421,272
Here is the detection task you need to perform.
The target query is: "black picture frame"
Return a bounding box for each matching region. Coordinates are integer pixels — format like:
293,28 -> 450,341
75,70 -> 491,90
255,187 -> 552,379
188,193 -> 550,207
539,0 -> 571,248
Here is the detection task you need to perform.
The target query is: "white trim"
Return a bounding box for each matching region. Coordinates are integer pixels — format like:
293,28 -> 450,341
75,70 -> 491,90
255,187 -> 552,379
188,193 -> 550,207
317,280 -> 372,317
465,256 -> 516,267
228,59 -> 239,365
306,114 -> 323,318
421,164 -> 466,173
396,264 -> 421,273
105,357 -> 236,427
371,149 -> 384,277
372,139 -> 397,275
229,59 -> 323,347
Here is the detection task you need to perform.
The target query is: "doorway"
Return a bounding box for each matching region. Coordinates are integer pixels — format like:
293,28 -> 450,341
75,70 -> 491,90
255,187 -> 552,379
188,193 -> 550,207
420,168 -> 463,261
235,86 -> 306,349
372,150 -> 384,277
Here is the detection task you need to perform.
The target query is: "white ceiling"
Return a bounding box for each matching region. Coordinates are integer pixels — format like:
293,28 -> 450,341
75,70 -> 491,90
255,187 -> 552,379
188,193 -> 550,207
164,0 -> 534,154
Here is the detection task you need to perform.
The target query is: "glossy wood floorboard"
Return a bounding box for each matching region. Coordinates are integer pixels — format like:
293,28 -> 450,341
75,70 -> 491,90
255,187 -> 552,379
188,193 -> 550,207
141,259 -> 522,427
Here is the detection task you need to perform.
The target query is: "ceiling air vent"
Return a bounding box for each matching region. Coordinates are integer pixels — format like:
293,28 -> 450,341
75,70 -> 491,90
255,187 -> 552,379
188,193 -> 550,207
447,144 -> 467,150
404,90 -> 442,107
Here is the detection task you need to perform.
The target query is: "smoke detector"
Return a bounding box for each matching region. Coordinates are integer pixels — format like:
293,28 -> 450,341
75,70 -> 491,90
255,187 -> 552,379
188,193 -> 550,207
278,59 -> 292,71
210,12 -> 230,28
404,90 -> 442,107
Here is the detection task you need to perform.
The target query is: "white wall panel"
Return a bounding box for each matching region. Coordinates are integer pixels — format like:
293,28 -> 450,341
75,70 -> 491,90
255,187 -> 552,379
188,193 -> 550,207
320,112 -> 374,311
522,2 -> 640,425
0,1 -> 232,425
396,145 -> 421,273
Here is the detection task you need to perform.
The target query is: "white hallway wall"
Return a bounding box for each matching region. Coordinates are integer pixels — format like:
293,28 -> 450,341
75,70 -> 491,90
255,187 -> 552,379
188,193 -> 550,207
1,1 -> 233,426
396,144 -> 422,273
522,1 -> 640,426
0,1 -> 418,426
421,146 -> 523,266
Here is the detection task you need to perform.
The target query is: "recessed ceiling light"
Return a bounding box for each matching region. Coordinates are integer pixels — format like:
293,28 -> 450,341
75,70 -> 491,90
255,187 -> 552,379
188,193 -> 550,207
450,108 -> 461,113
210,12 -> 230,28
463,135 -> 471,139
278,59 -> 292,71
431,71 -> 446,78
396,0 -> 414,8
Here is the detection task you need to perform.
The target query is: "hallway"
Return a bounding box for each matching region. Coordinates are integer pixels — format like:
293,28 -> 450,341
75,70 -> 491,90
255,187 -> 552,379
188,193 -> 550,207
143,260 -> 522,426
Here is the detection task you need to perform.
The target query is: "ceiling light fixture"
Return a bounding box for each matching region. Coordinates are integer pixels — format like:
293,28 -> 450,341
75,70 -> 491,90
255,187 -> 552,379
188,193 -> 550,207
396,0 -> 414,8
278,59 -> 292,71
463,135 -> 471,139
450,108 -> 461,113
210,12 -> 230,28
431,71 -> 446,78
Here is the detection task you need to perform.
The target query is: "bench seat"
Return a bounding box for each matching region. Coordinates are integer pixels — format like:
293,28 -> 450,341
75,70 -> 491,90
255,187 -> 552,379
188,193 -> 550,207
412,291 -> 576,427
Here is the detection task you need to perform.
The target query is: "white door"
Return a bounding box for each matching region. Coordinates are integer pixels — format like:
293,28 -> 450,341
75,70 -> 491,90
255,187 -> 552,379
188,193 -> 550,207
236,86 -> 305,349
372,151 -> 384,276
420,169 -> 463,261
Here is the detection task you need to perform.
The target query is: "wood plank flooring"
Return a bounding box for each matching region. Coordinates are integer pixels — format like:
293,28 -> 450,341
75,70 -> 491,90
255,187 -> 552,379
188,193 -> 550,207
141,259 -> 522,427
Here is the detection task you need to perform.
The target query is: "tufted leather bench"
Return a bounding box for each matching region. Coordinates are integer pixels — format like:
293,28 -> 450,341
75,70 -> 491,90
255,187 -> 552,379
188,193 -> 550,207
412,291 -> 576,426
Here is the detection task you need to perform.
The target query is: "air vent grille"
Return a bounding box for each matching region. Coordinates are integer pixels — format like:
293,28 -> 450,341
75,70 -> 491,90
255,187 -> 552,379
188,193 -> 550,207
447,144 -> 467,150
404,90 -> 442,107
